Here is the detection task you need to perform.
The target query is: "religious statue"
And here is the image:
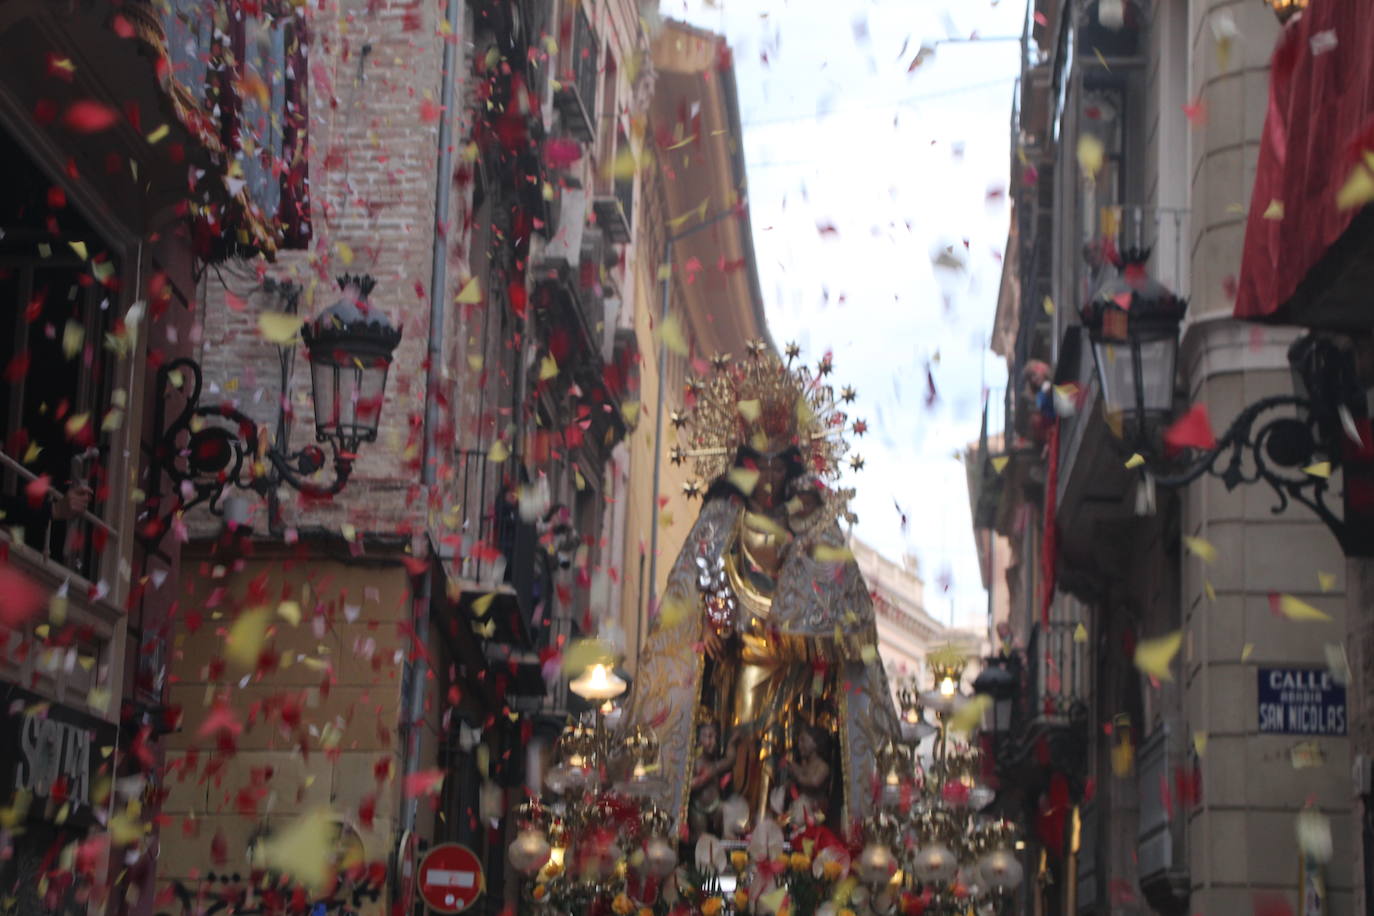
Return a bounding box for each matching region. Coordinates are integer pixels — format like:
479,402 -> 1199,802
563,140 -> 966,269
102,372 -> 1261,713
617,341 -> 900,846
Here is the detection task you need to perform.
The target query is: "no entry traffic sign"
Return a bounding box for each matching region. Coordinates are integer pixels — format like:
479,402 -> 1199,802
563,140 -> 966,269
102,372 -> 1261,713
417,843 -> 484,913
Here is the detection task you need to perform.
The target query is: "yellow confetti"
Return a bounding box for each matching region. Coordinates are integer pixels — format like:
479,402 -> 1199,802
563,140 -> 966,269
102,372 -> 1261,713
341,523 -> 357,542
1183,536 -> 1216,564
253,807 -> 337,893
738,399 -> 761,423
146,124 -> 170,144
1241,643 -> 1254,661
456,276 -> 482,304
68,241 -> 88,260
659,311 -> 688,356
991,455 -> 1010,473
1134,630 -> 1183,681
259,312 -> 304,344
657,263 -> 672,282
1276,594 -> 1332,622
62,320 -> 85,359
472,592 -> 496,619
539,354 -> 559,380
722,458 -> 759,494
1204,580 -> 1216,602
947,694 -> 991,735
1042,295 -> 1054,315
1262,199 -> 1285,220
1318,571 -> 1338,592
1193,731 -> 1208,756
335,242 -> 355,266
1337,161 -> 1374,211
1125,453 -> 1145,469
1303,461 -> 1331,478
1077,134 -> 1105,179
657,595 -> 690,629
277,601 -> 302,626
621,401 -> 640,426
812,544 -> 854,564
226,606 -> 271,670
562,638 -> 614,676
1073,622 -> 1088,643
488,439 -> 509,463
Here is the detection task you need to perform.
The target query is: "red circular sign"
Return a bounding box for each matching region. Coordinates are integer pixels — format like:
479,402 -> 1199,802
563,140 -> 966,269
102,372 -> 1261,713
417,843 -> 484,914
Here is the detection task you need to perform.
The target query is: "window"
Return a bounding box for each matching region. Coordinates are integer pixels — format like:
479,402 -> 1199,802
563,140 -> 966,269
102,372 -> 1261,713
161,0 -> 311,252
0,142 -> 119,581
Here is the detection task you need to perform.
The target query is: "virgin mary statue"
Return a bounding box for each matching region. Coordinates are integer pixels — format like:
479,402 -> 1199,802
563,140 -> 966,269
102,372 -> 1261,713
619,341 -> 900,844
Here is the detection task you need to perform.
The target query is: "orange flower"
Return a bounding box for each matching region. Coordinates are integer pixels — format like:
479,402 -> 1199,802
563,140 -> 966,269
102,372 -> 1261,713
789,851 -> 811,871
702,897 -> 725,916
612,894 -> 635,916
730,849 -> 750,872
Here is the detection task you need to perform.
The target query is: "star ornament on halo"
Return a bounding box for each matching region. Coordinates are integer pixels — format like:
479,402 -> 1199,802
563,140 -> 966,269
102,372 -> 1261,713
817,354 -> 835,376
840,385 -> 857,403
746,339 -> 769,358
784,342 -> 802,361
669,410 -> 689,430
848,454 -> 865,471
852,419 -> 868,437
683,479 -> 703,499
710,353 -> 732,371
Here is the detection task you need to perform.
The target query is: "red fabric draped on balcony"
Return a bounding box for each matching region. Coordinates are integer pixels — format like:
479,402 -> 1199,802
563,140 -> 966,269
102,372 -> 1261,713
1235,1 -> 1374,323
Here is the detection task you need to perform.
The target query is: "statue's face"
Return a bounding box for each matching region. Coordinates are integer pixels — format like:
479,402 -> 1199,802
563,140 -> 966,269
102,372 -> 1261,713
798,729 -> 817,757
699,723 -> 719,754
751,452 -> 790,511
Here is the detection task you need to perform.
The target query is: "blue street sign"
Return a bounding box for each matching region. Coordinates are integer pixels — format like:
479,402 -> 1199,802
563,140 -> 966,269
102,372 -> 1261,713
1258,667 -> 1347,736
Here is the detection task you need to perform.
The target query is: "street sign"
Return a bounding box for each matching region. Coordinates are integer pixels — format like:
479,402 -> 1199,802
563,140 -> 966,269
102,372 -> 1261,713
1258,667 -> 1347,736
417,843 -> 484,914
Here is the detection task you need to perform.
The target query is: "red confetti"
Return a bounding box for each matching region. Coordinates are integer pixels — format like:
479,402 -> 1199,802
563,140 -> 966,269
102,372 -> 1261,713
403,769 -> 446,797
62,100 -> 120,133
1163,403 -> 1217,452
0,563 -> 48,630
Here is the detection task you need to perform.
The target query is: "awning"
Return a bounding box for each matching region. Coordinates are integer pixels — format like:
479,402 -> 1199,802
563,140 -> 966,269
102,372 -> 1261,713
1235,1 -> 1374,328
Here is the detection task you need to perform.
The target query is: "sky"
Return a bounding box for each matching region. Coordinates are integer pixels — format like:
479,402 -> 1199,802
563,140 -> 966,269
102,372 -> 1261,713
658,0 -> 1027,632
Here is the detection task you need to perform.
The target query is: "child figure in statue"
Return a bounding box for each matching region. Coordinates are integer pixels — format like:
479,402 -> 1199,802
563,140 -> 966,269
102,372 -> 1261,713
777,723 -> 833,827
688,717 -> 740,839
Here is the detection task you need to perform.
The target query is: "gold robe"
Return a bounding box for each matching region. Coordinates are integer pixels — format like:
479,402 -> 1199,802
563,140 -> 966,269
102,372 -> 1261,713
618,494 -> 900,834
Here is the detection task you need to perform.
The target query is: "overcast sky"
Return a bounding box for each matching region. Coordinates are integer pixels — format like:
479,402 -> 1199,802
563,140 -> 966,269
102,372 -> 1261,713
658,0 -> 1026,632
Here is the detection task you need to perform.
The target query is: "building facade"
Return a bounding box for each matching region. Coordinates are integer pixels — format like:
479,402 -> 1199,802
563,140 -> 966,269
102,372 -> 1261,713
160,0 -> 659,910
968,1 -> 1359,914
0,0 -> 308,912
849,538 -> 985,690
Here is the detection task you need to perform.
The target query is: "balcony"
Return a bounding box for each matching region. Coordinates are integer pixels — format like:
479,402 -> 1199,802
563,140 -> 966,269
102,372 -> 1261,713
592,174 -> 634,244
553,5 -> 598,143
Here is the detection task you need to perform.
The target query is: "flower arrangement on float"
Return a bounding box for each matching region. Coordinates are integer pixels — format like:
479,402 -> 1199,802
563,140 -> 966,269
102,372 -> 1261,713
507,656 -> 1025,916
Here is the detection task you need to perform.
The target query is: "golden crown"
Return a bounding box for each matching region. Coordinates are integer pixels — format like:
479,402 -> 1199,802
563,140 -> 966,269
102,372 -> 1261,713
669,341 -> 864,514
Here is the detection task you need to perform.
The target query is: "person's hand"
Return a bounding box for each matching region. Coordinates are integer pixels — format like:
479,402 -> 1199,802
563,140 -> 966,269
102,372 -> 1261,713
52,485 -> 92,520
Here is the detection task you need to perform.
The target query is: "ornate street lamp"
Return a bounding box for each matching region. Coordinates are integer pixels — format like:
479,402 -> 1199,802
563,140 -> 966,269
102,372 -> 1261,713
1079,248 -> 1187,445
1077,249 -> 1374,555
140,275 -> 401,545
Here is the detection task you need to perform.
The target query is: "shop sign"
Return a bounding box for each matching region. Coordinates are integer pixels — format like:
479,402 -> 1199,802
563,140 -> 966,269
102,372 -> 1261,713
1257,667 -> 1347,736
0,684 -> 117,823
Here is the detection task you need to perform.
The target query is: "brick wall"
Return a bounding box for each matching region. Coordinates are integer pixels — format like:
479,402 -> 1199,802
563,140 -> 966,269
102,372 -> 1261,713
196,0 -> 455,538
